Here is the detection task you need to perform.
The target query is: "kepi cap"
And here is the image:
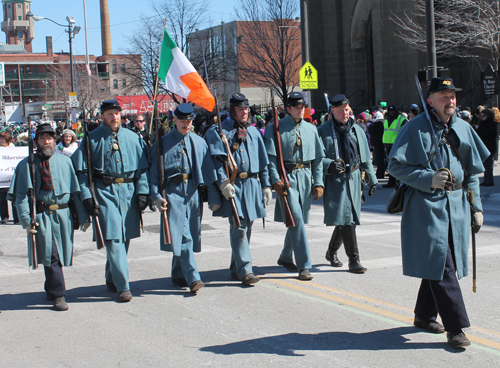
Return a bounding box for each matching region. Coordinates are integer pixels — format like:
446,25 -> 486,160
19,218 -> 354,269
330,94 -> 349,108
35,123 -> 56,138
174,103 -> 195,120
288,91 -> 306,107
428,77 -> 462,95
229,93 -> 249,107
100,100 -> 122,113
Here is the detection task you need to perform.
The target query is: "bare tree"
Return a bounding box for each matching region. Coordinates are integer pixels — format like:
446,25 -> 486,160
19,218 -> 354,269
235,0 -> 301,105
151,0 -> 209,53
46,62 -> 109,119
391,0 -> 500,66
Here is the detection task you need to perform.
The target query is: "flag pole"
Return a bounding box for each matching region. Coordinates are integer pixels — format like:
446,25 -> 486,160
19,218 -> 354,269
149,19 -> 168,135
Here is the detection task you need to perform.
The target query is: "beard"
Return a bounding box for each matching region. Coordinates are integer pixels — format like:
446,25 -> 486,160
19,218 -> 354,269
36,142 -> 56,159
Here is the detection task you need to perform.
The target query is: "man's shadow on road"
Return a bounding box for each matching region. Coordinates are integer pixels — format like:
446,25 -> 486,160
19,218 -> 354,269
200,327 -> 463,354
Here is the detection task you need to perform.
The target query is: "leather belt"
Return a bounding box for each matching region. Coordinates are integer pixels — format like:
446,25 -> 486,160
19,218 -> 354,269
94,173 -> 135,185
284,162 -> 311,173
237,172 -> 258,179
36,201 -> 69,214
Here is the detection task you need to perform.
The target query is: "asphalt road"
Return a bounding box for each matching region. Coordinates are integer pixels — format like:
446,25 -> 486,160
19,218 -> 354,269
1,169 -> 499,367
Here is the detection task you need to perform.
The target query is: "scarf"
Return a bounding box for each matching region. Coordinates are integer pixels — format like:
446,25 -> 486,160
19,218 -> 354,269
333,118 -> 360,177
38,155 -> 54,191
234,120 -> 248,141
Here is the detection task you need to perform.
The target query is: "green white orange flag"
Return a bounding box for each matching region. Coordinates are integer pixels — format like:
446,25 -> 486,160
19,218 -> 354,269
158,28 -> 215,112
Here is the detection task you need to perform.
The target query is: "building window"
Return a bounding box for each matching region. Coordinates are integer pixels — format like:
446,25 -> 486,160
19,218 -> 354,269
26,66 -> 31,73
7,4 -> 11,8
18,16 -> 22,21
112,64 -> 117,73
113,79 -> 118,89
121,64 -> 125,71
17,4 -> 21,8
122,79 -> 126,87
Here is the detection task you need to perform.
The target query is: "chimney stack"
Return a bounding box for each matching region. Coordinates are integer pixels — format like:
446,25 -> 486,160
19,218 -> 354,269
46,36 -> 53,56
100,0 -> 112,55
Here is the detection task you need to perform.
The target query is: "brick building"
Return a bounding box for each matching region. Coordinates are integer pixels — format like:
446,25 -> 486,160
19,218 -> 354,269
187,20 -> 302,108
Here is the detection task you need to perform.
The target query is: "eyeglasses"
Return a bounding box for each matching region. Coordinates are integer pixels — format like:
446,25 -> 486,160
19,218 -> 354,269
136,120 -> 145,122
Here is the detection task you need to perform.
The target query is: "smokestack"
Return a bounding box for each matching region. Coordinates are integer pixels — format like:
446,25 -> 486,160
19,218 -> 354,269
46,36 -> 53,56
100,0 -> 112,55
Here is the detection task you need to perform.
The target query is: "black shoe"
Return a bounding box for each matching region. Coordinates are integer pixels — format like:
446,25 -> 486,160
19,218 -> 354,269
106,280 -> 118,293
298,269 -> 313,280
149,204 -> 157,212
242,273 -> 260,285
413,315 -> 445,334
348,259 -> 367,273
189,280 -> 204,293
13,218 -> 20,224
53,296 -> 69,311
230,272 -> 239,281
326,251 -> 343,267
172,278 -> 189,287
447,330 -> 471,348
277,258 -> 298,272
118,290 -> 133,302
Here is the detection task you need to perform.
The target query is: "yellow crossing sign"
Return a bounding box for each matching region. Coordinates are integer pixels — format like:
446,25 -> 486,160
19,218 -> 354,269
299,61 -> 318,90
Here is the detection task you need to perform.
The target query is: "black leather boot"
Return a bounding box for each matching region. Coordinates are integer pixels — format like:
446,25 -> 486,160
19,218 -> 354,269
341,225 -> 367,273
325,226 -> 343,267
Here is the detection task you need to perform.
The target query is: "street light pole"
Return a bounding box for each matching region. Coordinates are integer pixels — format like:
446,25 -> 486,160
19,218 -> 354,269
68,21 -> 74,93
425,0 -> 437,80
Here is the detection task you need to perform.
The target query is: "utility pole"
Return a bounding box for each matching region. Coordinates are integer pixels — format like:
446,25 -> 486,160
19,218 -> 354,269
425,0 -> 437,80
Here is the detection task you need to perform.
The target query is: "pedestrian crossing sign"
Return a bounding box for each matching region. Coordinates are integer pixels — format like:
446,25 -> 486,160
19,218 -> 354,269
299,62 -> 318,90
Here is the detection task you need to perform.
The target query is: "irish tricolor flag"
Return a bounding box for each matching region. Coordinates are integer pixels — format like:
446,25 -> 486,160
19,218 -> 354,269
158,28 -> 215,112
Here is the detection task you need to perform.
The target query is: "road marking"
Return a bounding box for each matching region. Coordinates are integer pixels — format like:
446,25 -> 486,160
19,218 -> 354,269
261,274 -> 500,354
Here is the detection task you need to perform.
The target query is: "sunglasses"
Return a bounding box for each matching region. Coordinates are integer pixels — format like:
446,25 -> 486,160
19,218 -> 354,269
136,120 -> 145,122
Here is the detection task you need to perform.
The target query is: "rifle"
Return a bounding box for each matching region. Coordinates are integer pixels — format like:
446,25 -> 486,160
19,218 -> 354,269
467,187 -> 477,293
270,90 -> 295,228
154,100 -> 172,244
83,120 -> 105,250
214,97 -> 241,229
27,117 -> 37,270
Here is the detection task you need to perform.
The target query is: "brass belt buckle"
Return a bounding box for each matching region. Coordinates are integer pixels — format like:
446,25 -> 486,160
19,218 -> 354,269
115,177 -> 125,184
182,173 -> 189,180
296,164 -> 304,169
48,204 -> 59,210
239,172 -> 248,179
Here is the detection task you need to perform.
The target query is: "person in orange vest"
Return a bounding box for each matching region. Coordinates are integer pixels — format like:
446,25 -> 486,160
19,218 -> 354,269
382,105 -> 407,188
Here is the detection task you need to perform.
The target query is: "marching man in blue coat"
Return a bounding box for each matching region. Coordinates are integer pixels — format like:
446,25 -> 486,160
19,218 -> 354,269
264,92 -> 325,280
8,123 -> 89,311
150,103 -> 219,294
389,78 -> 489,349
72,100 -> 150,303
204,93 -> 272,285
318,95 -> 378,273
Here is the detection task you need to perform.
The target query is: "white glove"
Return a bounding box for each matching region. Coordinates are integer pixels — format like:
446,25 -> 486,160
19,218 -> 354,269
473,211 -> 483,233
430,170 -> 450,190
80,222 -> 91,232
262,187 -> 272,206
154,198 -> 168,212
209,203 -> 220,212
23,222 -> 38,235
220,180 -> 236,200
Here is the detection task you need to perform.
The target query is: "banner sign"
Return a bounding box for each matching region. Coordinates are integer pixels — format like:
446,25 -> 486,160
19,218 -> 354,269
116,95 -> 178,115
0,147 -> 28,188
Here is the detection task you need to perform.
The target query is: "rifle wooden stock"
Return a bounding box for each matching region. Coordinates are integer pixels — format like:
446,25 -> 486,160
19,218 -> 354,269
27,117 -> 37,270
215,97 -> 241,229
154,101 -> 172,244
270,94 -> 295,228
84,121 -> 105,250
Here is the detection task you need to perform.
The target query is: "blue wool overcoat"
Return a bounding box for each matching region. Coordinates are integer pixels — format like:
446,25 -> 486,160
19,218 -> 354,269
389,113 -> 489,280
318,119 -> 377,225
71,124 -> 150,242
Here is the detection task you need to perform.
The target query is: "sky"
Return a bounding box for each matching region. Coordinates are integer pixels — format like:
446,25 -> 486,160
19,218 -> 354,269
28,0 -> 235,57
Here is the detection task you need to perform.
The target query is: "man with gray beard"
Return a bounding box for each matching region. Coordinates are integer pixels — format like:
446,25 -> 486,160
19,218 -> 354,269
8,124 -> 90,311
